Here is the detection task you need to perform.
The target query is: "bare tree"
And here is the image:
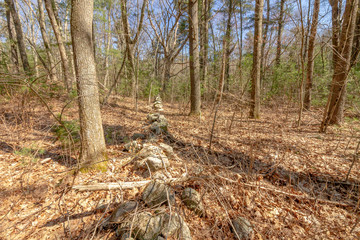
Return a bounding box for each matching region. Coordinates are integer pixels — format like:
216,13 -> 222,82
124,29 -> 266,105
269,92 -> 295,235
320,0 -> 358,131
304,0 -> 320,110
5,6 -> 19,73
37,0 -> 57,82
250,0 -> 264,119
120,0 -> 147,99
189,0 -> 201,115
148,0 -> 188,96
71,0 -> 107,167
275,0 -> 286,66
199,0 -> 211,98
5,0 -> 31,74
44,0 -> 71,91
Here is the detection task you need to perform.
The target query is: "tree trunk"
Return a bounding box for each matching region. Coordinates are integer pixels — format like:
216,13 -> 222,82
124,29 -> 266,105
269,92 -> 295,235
5,0 -> 31,74
103,6 -> 112,89
120,0 -> 147,100
37,0 -> 57,82
45,0 -> 71,91
5,7 -> 19,73
304,0 -> 320,110
189,0 -> 201,115
200,0 -> 210,99
275,0 -> 286,66
260,0 -> 270,83
224,0 -> 233,92
320,0 -> 358,131
71,0 -> 107,167
250,0 -> 264,119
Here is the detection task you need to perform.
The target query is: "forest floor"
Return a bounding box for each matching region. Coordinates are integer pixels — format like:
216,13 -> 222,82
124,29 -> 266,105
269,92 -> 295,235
0,94 -> 360,239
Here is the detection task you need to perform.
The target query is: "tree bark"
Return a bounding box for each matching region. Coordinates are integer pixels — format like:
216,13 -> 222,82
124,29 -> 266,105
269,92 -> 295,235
5,7 -> 19,73
250,0 -> 264,119
189,0 -> 201,115
5,0 -> 31,74
275,0 -> 286,66
224,0 -> 233,92
120,0 -> 147,99
320,0 -> 358,131
37,0 -> 58,82
71,0 -> 107,167
304,0 -> 320,110
45,0 -> 71,91
260,0 -> 270,84
199,0 -> 210,99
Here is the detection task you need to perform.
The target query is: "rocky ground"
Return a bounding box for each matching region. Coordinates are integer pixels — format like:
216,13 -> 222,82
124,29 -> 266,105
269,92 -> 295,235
0,94 -> 360,239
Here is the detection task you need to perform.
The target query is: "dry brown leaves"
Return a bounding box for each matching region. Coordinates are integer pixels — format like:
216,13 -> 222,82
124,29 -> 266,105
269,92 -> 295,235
0,95 -> 359,239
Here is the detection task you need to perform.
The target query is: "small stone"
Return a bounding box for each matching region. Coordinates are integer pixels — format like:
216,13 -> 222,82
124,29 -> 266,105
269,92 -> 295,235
231,216 -> 254,240
181,188 -> 205,216
142,180 -> 175,207
108,201 -> 138,223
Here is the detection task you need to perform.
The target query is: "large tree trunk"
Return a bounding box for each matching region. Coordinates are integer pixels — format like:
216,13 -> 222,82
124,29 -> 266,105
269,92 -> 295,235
37,0 -> 57,82
304,0 -> 320,110
5,7 -> 19,73
71,0 -> 107,167
250,0 -> 264,119
5,0 -> 31,74
275,0 -> 286,66
45,0 -> 71,91
320,0 -> 358,131
189,0 -> 201,115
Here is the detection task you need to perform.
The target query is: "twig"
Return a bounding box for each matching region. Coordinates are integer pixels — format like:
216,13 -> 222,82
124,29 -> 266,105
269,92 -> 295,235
242,182 -> 355,207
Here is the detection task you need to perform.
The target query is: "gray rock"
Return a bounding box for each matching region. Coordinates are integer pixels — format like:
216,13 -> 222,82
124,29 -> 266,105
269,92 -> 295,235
159,143 -> 174,157
135,145 -> 170,171
150,121 -> 168,134
108,201 -> 138,223
124,141 -> 141,153
117,212 -> 192,240
143,156 -> 170,172
142,181 -> 175,207
231,216 -> 254,240
181,188 -> 205,216
161,213 -> 192,240
120,232 -> 135,240
147,113 -> 162,123
134,213 -> 163,240
117,212 -> 160,240
137,144 -> 162,159
132,133 -> 146,140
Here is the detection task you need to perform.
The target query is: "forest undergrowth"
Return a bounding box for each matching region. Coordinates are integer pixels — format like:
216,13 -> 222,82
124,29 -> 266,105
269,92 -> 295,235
0,94 -> 360,239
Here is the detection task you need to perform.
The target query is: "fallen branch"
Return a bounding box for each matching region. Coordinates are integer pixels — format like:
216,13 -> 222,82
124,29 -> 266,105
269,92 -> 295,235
73,173 -> 190,192
73,180 -> 151,191
243,183 -> 355,207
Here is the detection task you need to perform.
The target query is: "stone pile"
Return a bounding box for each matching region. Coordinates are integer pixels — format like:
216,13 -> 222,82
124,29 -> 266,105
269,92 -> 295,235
103,96 -> 254,240
153,95 -> 164,112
